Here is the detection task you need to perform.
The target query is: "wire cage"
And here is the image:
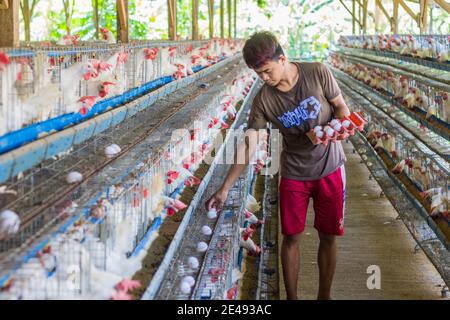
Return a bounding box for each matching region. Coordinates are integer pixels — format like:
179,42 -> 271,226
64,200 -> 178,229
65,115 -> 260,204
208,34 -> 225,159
337,35 -> 450,70
0,63 -> 257,300
343,88 -> 449,223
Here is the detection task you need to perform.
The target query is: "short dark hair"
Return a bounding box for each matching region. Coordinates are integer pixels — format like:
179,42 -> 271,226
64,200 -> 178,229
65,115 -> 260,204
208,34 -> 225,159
242,31 -> 284,69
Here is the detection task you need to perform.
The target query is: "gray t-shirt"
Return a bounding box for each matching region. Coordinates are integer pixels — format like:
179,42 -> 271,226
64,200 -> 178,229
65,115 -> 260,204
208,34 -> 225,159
247,61 -> 346,180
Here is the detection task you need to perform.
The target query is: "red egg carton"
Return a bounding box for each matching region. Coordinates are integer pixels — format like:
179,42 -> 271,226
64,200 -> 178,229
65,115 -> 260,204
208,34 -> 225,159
345,111 -> 367,131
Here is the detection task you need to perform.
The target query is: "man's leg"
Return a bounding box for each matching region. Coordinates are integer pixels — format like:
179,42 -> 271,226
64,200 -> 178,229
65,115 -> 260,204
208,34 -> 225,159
317,232 -> 337,300
279,177 -> 313,300
313,165 -> 346,300
281,233 -> 302,300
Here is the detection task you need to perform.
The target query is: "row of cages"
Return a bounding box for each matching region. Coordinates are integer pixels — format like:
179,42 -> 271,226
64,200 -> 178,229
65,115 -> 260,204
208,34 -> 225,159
150,87 -> 269,300
337,34 -> 450,63
0,56 -> 249,257
342,91 -> 449,225
0,38 -> 243,140
328,54 -> 450,126
0,69 -> 257,300
192,124 -> 270,301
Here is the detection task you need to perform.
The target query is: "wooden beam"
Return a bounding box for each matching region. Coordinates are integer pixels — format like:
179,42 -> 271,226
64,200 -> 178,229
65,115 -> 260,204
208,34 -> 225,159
352,0 -> 356,34
375,0 -> 391,22
220,0 -> 224,38
192,0 -> 199,40
167,0 -> 176,40
398,0 -> 419,23
374,0 -> 382,32
116,0 -> 128,43
93,0 -> 99,40
358,0 -> 362,33
0,0 -> 20,47
362,0 -> 368,33
339,0 -> 362,28
0,0 -> 9,9
233,0 -> 236,38
433,0 -> 450,14
208,0 -> 214,38
419,0 -> 428,33
393,0 -> 399,33
227,0 -> 231,38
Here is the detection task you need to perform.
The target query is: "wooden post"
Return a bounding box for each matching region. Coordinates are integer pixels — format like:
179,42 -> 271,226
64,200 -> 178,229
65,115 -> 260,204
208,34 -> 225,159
116,0 -> 128,43
393,0 -> 399,34
233,0 -> 237,38
167,0 -> 176,40
20,0 -> 38,42
419,0 -> 428,34
374,0 -> 381,33
0,0 -> 20,47
192,0 -> 199,40
362,0 -> 368,34
352,0 -> 356,34
358,0 -> 362,34
227,0 -> 231,38
220,0 -> 224,38
93,0 -> 99,40
208,0 -> 214,38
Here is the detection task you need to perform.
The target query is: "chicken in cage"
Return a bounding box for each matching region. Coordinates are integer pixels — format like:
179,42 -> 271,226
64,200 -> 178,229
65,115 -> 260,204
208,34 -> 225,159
329,54 -> 449,126
338,34 -> 449,63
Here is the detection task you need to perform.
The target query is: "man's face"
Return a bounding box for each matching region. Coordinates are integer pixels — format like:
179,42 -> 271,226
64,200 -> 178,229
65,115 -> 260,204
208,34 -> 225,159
253,56 -> 286,87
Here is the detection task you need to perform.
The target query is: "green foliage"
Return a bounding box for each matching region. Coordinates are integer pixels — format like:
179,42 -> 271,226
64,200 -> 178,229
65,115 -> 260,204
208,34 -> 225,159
177,0 -> 192,39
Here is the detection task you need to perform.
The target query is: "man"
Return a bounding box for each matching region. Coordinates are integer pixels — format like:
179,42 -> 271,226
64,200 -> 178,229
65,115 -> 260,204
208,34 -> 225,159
206,31 -> 350,300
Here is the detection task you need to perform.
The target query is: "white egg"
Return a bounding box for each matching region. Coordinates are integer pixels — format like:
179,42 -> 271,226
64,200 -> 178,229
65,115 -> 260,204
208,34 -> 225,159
315,131 -> 324,139
180,281 -> 191,294
110,144 -> 121,153
329,119 -> 340,127
182,276 -> 195,287
201,225 -> 213,235
207,208 -> 217,219
187,256 -> 199,269
313,125 -> 323,133
333,123 -> 342,132
105,144 -> 121,157
66,171 -> 83,184
324,126 -> 335,137
0,210 -> 20,239
342,120 -> 351,128
196,241 -> 208,252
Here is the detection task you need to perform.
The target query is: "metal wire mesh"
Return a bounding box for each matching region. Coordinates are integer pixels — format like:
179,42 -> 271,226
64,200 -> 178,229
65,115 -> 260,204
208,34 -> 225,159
0,59 -> 254,300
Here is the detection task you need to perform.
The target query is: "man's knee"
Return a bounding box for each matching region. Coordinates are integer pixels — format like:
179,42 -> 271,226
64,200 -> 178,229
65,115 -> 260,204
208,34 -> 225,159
318,232 -> 336,246
283,233 -> 301,247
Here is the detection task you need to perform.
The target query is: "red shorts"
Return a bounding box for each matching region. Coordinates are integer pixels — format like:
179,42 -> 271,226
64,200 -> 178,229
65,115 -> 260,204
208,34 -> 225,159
279,165 -> 346,236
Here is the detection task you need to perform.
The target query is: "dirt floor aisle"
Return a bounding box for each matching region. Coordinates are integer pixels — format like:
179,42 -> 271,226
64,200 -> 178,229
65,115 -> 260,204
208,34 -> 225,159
279,140 -> 448,300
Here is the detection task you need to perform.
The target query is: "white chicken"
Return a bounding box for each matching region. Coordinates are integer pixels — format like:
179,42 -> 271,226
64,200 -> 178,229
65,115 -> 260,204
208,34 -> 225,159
100,28 -> 116,44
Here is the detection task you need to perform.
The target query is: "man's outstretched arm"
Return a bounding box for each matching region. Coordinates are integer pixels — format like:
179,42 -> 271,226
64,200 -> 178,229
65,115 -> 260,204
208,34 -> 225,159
205,129 -> 262,211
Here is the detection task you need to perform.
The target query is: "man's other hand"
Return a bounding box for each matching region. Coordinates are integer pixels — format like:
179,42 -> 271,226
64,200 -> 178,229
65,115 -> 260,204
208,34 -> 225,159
206,188 -> 229,211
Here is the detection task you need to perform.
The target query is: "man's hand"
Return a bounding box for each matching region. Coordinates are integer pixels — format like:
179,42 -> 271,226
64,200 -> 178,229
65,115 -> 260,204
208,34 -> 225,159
206,188 -> 229,211
305,129 -> 323,145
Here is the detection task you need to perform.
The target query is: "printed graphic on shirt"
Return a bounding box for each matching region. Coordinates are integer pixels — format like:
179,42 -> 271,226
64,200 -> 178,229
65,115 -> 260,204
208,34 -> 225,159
277,96 -> 321,129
